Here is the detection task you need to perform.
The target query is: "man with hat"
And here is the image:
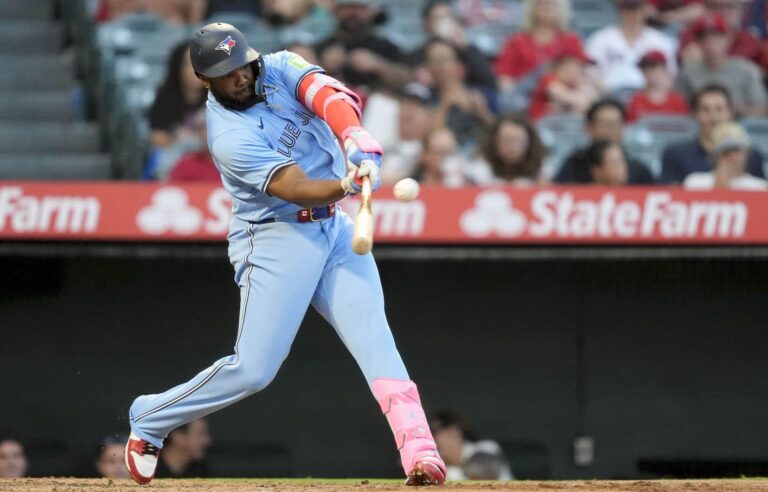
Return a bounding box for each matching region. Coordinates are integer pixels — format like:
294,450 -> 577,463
586,0 -> 678,91
627,49 -> 689,121
684,121 -> 768,189
674,12 -> 767,116
678,0 -> 767,72
124,22 -> 446,486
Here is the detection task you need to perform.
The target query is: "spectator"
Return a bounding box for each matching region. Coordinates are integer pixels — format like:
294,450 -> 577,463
146,42 -> 208,179
581,140 -> 631,185
284,42 -> 320,66
315,0 -> 411,94
555,99 -> 655,183
154,419 -> 211,479
412,128 -> 472,186
627,50 -> 689,121
205,0 -> 263,18
679,0 -> 767,71
684,121 -> 768,189
586,0 -> 678,91
647,0 -> 706,29
479,115 -> 548,184
96,0 -> 206,24
674,14 -> 768,116
95,435 -> 130,479
379,84 -> 433,184
169,110 -> 220,182
661,84 -> 766,182
425,39 -> 496,147
429,411 -> 512,481
494,0 -> 582,93
528,44 -> 602,121
410,0 -> 497,91
0,439 -> 27,478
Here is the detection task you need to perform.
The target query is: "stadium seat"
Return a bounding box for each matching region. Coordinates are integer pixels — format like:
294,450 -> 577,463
740,118 -> 768,157
571,0 -> 617,38
624,114 -> 698,176
536,114 -> 590,173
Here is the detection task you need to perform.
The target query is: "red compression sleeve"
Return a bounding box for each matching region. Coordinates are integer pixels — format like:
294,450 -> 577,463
298,73 -> 361,141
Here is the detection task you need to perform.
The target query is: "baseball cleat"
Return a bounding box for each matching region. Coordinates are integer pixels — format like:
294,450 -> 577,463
124,432 -> 160,485
406,455 -> 446,486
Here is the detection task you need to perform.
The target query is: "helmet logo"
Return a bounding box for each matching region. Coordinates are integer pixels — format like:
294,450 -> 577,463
215,35 -> 237,55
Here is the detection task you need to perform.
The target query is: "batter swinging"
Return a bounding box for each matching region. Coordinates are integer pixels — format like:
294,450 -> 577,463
124,23 -> 446,486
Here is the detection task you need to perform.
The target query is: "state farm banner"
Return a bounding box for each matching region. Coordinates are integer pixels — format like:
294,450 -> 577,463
1,181 -> 767,244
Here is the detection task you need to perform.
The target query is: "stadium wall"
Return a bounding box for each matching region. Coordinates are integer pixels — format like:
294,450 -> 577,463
1,253 -> 767,479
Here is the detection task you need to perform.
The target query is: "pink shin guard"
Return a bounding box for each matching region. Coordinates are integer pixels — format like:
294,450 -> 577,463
372,378 -> 440,473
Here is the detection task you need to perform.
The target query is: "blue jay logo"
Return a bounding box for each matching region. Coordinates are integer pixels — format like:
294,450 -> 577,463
215,35 -> 237,55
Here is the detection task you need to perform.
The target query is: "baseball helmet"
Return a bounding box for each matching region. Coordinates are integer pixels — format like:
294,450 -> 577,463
189,23 -> 260,78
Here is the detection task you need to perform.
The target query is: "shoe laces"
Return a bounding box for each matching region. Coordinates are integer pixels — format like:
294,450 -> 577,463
142,442 -> 159,457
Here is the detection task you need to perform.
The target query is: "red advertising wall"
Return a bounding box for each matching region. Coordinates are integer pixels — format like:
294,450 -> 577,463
0,182 -> 767,244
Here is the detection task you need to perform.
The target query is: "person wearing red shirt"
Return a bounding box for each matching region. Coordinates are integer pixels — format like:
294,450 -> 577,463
168,110 -> 221,183
494,0 -> 584,91
627,50 -> 689,121
528,45 -> 601,120
679,1 -> 768,72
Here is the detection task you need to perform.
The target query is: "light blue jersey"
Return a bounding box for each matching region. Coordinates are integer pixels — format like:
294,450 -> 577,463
129,51 -> 410,450
206,51 -> 347,223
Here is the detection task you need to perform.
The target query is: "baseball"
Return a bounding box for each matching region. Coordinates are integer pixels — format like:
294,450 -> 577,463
393,178 -> 420,202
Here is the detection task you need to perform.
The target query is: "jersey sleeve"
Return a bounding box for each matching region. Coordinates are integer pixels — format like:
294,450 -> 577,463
273,50 -> 324,100
211,128 -> 295,195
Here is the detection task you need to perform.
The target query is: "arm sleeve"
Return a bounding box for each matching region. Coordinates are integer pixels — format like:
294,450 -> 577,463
211,129 -> 295,194
297,72 -> 362,141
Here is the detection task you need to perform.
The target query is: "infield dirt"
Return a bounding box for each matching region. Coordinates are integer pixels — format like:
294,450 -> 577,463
1,478 -> 768,492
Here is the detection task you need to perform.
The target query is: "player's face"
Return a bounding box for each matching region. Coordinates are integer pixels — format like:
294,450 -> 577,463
207,64 -> 258,111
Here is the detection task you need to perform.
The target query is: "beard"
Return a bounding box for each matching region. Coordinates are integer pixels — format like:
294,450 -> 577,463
210,84 -> 261,111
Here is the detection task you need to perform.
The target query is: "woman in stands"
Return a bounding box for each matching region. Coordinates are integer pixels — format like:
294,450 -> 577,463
479,115 -> 549,185
146,42 -> 207,178
494,0 -> 583,97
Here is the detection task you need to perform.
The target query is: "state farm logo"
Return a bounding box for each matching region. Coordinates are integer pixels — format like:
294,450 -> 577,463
460,190 -> 527,237
459,190 -> 748,239
137,187 -> 203,235
0,186 -> 100,233
136,187 -> 233,236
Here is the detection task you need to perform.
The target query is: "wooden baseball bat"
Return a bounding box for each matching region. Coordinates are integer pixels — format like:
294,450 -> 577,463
352,175 -> 373,255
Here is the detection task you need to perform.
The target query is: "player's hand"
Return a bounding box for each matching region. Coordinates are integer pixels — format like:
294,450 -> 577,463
342,126 -> 383,169
341,160 -> 381,195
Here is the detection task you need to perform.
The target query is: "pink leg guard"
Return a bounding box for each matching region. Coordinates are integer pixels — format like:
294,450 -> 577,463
372,378 -> 443,474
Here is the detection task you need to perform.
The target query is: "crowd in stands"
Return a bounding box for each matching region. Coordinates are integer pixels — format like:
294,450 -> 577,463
91,0 -> 768,190
0,419 -> 212,479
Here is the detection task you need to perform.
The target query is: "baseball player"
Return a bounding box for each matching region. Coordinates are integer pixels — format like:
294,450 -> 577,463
124,23 -> 446,486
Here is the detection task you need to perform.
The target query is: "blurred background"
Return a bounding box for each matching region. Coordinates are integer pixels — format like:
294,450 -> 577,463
1,0 -> 768,483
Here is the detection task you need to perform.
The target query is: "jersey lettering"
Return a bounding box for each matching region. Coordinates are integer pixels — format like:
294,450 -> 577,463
276,123 -> 302,158
294,109 -> 313,126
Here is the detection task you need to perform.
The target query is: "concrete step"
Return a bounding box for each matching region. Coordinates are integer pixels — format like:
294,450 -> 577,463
0,21 -> 63,54
0,0 -> 54,20
0,90 -> 79,122
0,122 -> 101,153
0,55 -> 75,89
0,153 -> 112,180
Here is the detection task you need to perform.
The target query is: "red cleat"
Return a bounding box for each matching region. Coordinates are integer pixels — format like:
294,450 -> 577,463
124,432 -> 160,485
406,454 -> 446,486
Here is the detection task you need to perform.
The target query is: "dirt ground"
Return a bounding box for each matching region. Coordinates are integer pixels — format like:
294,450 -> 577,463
2,478 -> 768,492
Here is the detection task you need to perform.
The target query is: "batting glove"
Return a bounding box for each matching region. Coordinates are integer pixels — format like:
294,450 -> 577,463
342,126 -> 383,169
340,160 -> 381,195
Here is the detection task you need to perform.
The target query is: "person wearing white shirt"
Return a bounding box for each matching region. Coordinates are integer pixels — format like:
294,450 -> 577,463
684,121 -> 768,190
585,0 -> 678,91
